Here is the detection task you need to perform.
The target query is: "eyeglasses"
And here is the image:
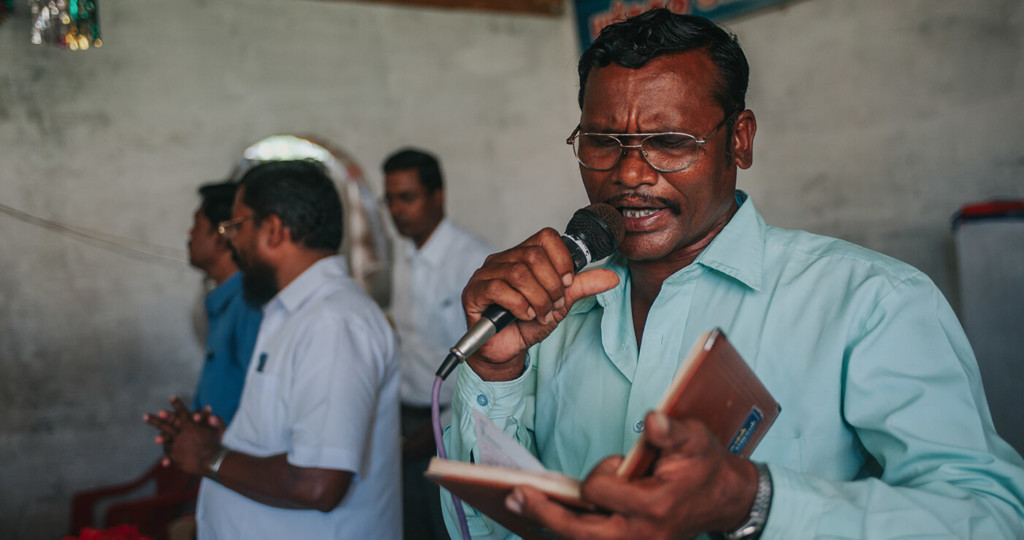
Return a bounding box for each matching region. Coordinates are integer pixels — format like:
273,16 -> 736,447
566,112 -> 736,173
216,215 -> 253,238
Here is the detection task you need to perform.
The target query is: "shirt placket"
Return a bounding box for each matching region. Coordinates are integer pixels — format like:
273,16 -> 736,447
410,254 -> 434,337
620,274 -> 697,451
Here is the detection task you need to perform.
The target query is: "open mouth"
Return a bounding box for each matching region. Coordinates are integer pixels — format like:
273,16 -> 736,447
615,206 -> 670,234
620,208 -> 661,219
610,194 -> 677,233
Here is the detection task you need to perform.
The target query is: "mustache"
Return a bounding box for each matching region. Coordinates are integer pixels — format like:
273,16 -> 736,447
605,192 -> 681,215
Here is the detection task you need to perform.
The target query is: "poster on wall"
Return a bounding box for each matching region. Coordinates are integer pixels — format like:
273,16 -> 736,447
574,0 -> 791,49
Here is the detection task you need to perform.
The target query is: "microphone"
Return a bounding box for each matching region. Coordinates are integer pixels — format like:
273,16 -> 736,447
435,203 -> 625,380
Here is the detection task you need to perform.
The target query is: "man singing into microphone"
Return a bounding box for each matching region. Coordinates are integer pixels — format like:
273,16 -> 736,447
443,9 -> 1024,540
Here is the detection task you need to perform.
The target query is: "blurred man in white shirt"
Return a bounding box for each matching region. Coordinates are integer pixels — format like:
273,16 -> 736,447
383,148 -> 492,540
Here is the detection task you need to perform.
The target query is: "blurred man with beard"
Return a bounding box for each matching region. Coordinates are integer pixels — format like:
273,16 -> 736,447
147,160 -> 401,539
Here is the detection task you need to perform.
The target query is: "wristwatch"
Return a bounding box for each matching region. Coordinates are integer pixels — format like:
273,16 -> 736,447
724,461 -> 772,540
207,446 -> 231,482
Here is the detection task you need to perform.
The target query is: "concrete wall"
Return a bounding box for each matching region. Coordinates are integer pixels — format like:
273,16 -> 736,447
0,0 -> 1020,537
737,0 -> 1024,306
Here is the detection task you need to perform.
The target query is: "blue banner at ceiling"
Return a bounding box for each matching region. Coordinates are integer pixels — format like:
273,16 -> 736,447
574,0 -> 791,49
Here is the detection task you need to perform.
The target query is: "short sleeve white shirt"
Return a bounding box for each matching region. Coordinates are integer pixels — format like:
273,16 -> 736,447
197,255 -> 401,539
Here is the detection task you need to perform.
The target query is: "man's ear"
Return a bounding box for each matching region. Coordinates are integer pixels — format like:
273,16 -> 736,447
730,109 -> 756,170
429,188 -> 445,213
430,187 -> 445,204
260,214 -> 288,250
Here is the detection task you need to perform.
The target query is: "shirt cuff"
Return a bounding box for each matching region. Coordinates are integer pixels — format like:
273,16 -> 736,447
454,354 -> 535,419
759,465 -> 822,540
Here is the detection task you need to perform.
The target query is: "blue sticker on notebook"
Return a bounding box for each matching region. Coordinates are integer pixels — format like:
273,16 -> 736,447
727,407 -> 763,455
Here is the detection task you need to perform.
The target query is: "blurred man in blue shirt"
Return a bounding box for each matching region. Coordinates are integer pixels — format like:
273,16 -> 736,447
187,181 -> 262,424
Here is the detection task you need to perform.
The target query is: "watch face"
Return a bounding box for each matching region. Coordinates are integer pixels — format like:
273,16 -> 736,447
726,523 -> 763,540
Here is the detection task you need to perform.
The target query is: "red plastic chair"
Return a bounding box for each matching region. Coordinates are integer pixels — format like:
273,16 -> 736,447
69,460 -> 199,540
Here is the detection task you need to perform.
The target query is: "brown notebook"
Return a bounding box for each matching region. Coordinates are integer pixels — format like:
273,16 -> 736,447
426,328 -> 780,538
616,327 -> 780,477
425,458 -> 600,540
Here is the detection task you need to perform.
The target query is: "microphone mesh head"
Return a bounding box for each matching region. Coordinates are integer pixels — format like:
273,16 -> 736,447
566,203 -> 625,261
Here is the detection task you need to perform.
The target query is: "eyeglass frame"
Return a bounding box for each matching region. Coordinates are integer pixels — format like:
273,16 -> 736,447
216,214 -> 254,238
566,111 -> 737,173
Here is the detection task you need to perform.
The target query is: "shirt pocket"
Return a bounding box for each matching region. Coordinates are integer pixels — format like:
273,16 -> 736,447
752,434 -> 805,472
241,370 -> 287,451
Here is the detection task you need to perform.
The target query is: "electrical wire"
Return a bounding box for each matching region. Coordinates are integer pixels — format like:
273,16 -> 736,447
0,201 -> 189,268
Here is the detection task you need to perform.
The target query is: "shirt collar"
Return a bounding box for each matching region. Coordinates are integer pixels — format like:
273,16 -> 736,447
267,254 -> 348,314
689,190 -> 765,293
403,217 -> 453,268
205,271 -> 243,316
573,190 -> 765,316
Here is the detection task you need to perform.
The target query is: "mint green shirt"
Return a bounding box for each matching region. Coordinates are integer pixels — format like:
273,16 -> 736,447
443,193 -> 1024,539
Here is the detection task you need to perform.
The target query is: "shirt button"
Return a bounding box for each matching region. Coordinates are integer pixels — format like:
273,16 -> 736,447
633,420 -> 644,433
477,394 -> 489,407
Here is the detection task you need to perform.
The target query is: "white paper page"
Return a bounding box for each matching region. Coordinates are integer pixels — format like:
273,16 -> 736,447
472,408 -> 546,473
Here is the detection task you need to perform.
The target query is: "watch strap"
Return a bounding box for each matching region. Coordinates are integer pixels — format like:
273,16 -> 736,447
724,461 -> 772,540
207,446 -> 231,481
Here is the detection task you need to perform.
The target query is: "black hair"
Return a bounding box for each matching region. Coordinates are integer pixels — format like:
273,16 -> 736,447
578,8 -> 749,116
197,181 -> 238,225
382,148 -> 444,193
238,160 -> 343,251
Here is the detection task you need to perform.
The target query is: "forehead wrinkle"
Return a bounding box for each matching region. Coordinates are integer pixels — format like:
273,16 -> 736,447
582,52 -> 722,134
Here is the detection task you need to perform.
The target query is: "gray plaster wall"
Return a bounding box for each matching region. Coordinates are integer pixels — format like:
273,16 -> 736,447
0,0 -> 1021,537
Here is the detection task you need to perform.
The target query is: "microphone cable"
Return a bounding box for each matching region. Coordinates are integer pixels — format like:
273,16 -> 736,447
432,375 -> 472,540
